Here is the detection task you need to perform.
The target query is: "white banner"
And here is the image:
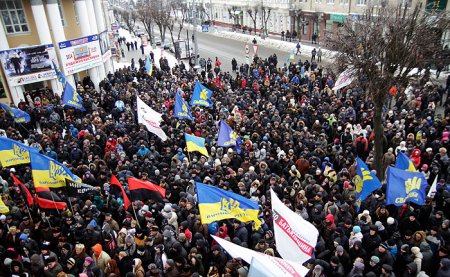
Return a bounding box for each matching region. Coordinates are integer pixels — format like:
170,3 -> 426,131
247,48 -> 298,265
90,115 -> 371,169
0,44 -> 58,86
212,236 -> 309,277
332,67 -> 355,91
58,34 -> 103,75
136,95 -> 168,141
427,176 -> 438,199
271,189 -> 318,264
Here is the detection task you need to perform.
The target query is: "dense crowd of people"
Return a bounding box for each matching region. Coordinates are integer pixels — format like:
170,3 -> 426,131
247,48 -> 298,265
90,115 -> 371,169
0,45 -> 450,277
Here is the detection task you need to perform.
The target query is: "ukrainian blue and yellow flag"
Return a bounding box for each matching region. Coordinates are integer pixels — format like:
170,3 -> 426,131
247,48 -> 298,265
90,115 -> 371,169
30,151 -> 81,188
354,157 -> 382,212
185,133 -> 209,157
0,137 -> 39,167
217,120 -> 242,154
190,80 -> 213,107
196,182 -> 261,229
145,55 -> 153,76
0,103 -> 30,123
386,166 -> 427,206
395,152 -> 417,172
174,92 -> 194,121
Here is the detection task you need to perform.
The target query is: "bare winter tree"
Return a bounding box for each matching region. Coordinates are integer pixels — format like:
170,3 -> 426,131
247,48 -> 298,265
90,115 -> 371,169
228,6 -> 240,27
247,5 -> 259,35
115,7 -> 137,35
326,4 -> 449,179
151,0 -> 170,42
261,6 -> 271,38
135,0 -> 154,44
170,1 -> 189,40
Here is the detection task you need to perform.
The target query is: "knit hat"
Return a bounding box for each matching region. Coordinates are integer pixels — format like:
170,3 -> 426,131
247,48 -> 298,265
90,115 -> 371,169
387,217 -> 395,225
379,242 -> 388,249
353,226 -> 361,233
67,258 -> 75,266
166,259 -> 175,267
370,256 -> 380,264
411,246 -> 421,255
336,245 -> 344,253
84,257 -> 94,264
125,235 -> 134,244
375,221 -> 385,231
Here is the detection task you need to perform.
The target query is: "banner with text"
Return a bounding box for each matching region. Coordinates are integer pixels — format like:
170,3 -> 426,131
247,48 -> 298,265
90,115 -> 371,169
99,31 -> 112,62
0,44 -> 58,86
58,34 -> 103,75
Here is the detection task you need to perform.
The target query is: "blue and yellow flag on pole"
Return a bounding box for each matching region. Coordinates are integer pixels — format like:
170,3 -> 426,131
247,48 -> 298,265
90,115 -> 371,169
145,55 -> 153,76
0,137 -> 39,167
196,182 -> 261,229
354,157 -> 382,212
386,166 -> 427,206
174,92 -> 194,121
0,103 -> 30,123
395,152 -> 417,172
30,151 -> 81,188
217,120 -> 242,154
190,80 -> 213,107
185,133 -> 209,157
0,198 -> 9,214
53,61 -> 85,111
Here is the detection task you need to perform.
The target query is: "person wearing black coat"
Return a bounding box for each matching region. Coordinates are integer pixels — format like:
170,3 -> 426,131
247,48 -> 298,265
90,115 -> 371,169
363,225 -> 382,254
211,245 -> 227,276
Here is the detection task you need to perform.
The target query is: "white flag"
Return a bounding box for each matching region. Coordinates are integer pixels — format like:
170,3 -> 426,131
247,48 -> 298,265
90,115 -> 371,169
427,176 -> 438,199
271,189 -> 318,264
332,67 -> 355,91
136,95 -> 168,141
212,236 -> 309,277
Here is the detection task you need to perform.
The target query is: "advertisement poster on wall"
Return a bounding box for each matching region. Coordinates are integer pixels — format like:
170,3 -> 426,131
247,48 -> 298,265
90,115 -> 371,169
58,34 -> 103,76
99,31 -> 112,62
0,44 -> 58,86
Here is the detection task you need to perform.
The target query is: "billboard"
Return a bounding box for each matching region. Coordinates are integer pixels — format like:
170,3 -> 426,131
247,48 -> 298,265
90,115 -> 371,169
58,34 -> 103,75
99,31 -> 111,62
0,44 -> 58,86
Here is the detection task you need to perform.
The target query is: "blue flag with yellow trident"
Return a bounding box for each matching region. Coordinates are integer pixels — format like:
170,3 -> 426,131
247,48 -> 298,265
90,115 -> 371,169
53,61 -> 85,111
145,55 -> 153,76
354,158 -> 382,212
395,152 -> 417,172
0,137 -> 39,167
0,103 -> 30,123
174,92 -> 194,121
190,80 -> 213,107
30,151 -> 81,188
196,182 -> 261,229
386,166 -> 428,206
217,120 -> 242,154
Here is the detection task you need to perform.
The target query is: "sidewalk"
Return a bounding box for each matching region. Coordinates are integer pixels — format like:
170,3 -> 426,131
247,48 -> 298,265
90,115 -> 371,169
112,28 -> 189,71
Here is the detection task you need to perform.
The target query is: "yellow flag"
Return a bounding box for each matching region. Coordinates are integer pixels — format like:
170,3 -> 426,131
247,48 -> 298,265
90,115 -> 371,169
0,197 -> 9,214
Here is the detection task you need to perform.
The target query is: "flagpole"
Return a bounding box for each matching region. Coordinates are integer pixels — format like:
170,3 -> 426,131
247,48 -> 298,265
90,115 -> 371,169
131,203 -> 141,229
187,150 -> 192,165
49,191 -> 61,215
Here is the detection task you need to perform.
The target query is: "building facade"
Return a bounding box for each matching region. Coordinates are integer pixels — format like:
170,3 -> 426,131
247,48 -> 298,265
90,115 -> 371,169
0,0 -> 114,105
199,0 -> 441,44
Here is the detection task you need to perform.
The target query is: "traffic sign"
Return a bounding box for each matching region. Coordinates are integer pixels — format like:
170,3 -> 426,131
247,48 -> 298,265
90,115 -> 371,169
245,44 -> 250,54
202,25 -> 209,32
253,45 -> 258,55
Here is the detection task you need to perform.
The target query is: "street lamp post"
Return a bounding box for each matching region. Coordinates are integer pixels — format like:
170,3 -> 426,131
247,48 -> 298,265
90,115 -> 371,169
192,0 -> 199,67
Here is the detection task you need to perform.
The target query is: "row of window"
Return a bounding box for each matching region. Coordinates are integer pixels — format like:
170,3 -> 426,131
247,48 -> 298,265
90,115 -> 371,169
0,0 -> 79,35
297,0 -> 412,5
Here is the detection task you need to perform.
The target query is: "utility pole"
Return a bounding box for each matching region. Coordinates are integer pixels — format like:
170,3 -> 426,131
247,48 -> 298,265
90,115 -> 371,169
192,0 -> 199,67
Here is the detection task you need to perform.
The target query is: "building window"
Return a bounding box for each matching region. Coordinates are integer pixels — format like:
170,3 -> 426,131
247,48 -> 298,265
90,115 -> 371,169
72,0 -> 79,24
357,0 -> 367,5
0,0 -> 29,34
340,0 -> 349,4
57,0 -> 66,26
327,0 -> 335,3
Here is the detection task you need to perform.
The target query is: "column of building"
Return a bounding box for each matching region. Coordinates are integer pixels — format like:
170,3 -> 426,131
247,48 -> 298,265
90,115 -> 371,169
30,0 -> 61,95
74,0 -> 103,90
95,0 -> 113,75
0,14 -> 24,105
45,0 -> 76,89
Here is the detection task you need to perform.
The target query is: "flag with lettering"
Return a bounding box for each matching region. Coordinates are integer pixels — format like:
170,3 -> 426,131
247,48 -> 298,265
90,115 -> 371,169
386,166 -> 428,206
271,189 -> 318,264
354,157 -> 382,212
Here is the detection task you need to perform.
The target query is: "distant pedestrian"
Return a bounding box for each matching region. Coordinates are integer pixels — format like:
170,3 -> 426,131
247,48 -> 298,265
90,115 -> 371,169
318,47 -> 323,62
126,42 -> 131,51
134,41 -> 137,50
296,42 -> 301,55
140,44 -> 144,55
281,31 -> 285,41
150,51 -> 154,62
131,42 -> 135,51
312,32 -> 318,44
231,58 -> 237,71
252,38 -> 257,45
312,48 -> 317,61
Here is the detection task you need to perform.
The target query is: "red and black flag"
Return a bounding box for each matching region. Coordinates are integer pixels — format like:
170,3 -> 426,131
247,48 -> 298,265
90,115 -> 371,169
110,174 -> 131,210
11,174 -> 33,206
34,196 -> 67,210
127,177 -> 166,203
